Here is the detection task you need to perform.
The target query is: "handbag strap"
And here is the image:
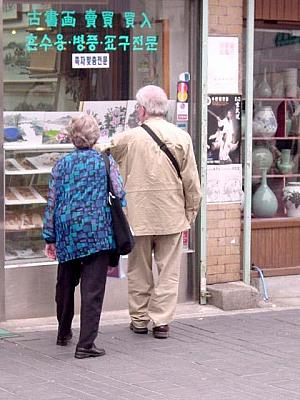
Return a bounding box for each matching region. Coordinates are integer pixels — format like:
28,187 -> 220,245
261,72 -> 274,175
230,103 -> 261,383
141,123 -> 182,180
102,152 -> 115,198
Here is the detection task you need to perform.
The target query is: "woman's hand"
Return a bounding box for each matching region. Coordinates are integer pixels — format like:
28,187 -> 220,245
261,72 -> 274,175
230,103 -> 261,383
45,243 -> 57,260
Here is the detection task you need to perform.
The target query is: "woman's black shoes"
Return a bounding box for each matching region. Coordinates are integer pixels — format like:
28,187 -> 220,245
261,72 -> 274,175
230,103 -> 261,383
56,330 -> 73,346
75,344 -> 106,359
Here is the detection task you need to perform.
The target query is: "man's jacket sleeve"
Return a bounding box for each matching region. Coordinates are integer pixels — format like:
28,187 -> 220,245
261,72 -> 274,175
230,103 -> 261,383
181,137 -> 201,224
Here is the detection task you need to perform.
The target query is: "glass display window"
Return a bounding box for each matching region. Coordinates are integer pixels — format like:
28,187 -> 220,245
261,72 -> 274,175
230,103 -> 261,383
3,1 -> 191,111
251,29 -> 300,219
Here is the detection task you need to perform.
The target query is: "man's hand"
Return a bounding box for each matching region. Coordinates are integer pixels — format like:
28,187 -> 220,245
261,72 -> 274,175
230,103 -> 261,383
45,243 -> 56,260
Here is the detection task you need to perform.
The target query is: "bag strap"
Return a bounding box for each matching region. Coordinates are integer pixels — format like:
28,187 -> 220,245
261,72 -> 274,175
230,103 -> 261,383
141,123 -> 182,180
101,152 -> 115,199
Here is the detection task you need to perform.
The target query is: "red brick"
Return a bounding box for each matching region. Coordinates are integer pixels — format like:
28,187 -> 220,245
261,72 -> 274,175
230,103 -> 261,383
217,254 -> 240,265
208,245 -> 226,256
225,245 -> 240,255
207,264 -> 225,275
222,0 -> 243,6
208,228 -> 226,238
207,256 -> 219,266
225,209 -> 241,219
208,210 -> 226,221
210,5 -> 228,16
225,264 -> 241,273
226,227 -> 241,237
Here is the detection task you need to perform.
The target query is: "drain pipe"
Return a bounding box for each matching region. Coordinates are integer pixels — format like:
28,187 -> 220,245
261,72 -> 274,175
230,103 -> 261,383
251,264 -> 269,301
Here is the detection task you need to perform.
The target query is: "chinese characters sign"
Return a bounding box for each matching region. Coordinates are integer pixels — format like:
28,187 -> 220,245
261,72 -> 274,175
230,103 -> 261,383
208,37 -> 239,94
26,9 -> 159,53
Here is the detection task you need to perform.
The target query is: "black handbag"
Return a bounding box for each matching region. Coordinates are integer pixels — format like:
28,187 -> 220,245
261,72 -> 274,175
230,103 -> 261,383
102,153 -> 135,256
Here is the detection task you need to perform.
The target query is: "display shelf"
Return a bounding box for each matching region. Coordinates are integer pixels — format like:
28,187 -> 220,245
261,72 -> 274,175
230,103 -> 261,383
4,143 -> 73,268
5,186 -> 47,205
253,174 -> 300,179
5,157 -> 52,175
253,136 -> 300,140
5,168 -> 52,176
254,98 -> 300,101
251,217 -> 300,228
4,143 -> 73,151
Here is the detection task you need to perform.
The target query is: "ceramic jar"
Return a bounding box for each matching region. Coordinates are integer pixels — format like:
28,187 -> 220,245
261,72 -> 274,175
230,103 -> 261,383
252,168 -> 278,218
253,106 -> 278,137
252,145 -> 273,175
277,149 -> 294,174
283,182 -> 300,217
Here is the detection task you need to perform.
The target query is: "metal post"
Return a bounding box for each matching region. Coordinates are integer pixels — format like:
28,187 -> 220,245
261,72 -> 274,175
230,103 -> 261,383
198,0 -> 208,304
0,0 -> 6,321
243,0 -> 255,285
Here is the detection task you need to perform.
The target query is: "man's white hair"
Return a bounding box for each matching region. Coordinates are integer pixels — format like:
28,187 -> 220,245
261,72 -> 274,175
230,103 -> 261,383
136,85 -> 168,116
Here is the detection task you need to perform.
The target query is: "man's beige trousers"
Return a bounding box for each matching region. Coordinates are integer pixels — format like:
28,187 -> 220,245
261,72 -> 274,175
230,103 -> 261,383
127,233 -> 182,328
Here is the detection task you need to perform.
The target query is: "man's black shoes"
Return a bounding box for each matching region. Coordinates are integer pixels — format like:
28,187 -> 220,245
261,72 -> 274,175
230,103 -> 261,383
56,330 -> 73,346
75,344 -> 106,359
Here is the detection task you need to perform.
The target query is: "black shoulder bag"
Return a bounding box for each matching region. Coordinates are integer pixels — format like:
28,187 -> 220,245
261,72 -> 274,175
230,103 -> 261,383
141,123 -> 182,180
102,153 -> 135,257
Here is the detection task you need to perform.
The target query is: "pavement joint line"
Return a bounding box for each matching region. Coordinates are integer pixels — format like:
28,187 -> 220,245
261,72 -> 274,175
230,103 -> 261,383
2,303 -> 300,334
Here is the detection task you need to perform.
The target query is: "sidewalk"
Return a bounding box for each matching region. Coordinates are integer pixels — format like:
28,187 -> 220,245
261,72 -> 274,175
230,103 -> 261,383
1,303 -> 300,400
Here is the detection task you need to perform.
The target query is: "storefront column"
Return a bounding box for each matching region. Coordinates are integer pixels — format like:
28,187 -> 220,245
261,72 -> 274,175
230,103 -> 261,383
243,0 -> 255,285
197,0 -> 208,305
0,0 -> 6,321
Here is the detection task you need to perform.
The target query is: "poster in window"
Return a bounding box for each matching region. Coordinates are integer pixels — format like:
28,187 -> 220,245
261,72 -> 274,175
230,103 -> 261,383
207,95 -> 241,165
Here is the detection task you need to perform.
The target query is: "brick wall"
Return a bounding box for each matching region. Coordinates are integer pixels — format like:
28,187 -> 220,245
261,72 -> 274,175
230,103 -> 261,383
207,204 -> 241,284
206,0 -> 244,284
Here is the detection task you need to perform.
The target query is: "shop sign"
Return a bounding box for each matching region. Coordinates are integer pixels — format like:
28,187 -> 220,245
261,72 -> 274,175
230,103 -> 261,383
72,53 -> 109,68
176,102 -> 188,121
25,8 -> 158,53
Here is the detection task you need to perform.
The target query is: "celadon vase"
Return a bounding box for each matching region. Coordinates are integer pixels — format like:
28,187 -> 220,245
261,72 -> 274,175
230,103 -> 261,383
252,145 -> 273,175
252,168 -> 278,218
277,149 -> 294,174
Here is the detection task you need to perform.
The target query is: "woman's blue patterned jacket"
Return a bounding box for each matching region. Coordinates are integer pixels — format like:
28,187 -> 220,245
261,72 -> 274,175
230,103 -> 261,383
42,149 -> 126,263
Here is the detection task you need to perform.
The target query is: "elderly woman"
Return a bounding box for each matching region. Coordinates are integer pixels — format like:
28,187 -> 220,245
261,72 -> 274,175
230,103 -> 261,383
43,114 -> 125,359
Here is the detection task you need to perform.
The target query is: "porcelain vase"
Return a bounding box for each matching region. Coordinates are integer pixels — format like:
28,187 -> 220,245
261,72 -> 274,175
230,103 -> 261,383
283,182 -> 300,217
256,68 -> 272,98
253,106 -> 278,137
252,168 -> 278,218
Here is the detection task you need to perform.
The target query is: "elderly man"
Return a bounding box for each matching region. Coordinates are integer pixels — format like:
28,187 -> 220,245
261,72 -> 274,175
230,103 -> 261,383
107,85 -> 201,338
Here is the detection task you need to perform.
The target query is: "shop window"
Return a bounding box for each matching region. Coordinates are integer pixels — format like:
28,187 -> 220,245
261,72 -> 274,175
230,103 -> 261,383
3,1 -> 191,111
2,0 -> 194,267
250,29 -> 300,219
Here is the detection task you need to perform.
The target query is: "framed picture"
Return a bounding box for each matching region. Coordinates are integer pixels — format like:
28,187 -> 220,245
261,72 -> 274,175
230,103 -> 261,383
3,4 -> 19,21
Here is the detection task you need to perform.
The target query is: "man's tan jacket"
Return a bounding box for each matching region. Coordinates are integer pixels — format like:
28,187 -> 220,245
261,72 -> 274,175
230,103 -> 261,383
108,117 -> 201,236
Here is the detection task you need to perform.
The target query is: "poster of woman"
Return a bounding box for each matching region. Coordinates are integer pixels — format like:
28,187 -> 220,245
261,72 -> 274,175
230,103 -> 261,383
207,95 -> 241,164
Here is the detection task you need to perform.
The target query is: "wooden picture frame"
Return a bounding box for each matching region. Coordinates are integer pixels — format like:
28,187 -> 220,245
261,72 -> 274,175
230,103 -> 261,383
130,19 -> 170,98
